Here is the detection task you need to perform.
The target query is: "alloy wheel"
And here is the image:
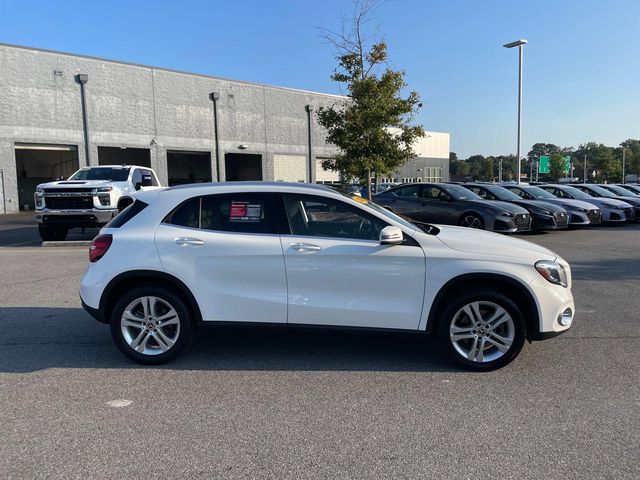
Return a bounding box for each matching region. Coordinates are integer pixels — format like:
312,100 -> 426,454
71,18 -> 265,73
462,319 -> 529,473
461,214 -> 483,229
120,296 -> 180,355
449,301 -> 515,363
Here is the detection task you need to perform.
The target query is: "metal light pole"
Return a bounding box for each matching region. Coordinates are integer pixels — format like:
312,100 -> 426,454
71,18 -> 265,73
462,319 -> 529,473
621,147 -> 626,183
583,154 -> 587,183
503,39 -> 527,184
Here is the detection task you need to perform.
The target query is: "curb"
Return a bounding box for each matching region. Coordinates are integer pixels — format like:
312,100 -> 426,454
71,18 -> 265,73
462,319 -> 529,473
42,240 -> 92,247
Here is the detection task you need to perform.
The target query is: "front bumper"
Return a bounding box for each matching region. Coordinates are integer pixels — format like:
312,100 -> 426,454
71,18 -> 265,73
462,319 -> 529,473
35,208 -> 118,227
528,275 -> 575,339
492,213 -> 532,233
531,212 -> 569,230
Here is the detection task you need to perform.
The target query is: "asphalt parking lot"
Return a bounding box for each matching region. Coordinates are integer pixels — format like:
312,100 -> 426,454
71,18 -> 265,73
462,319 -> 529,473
0,214 -> 639,479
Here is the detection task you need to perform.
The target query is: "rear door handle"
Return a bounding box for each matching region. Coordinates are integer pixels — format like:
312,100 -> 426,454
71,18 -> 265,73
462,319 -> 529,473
174,237 -> 205,246
291,243 -> 321,252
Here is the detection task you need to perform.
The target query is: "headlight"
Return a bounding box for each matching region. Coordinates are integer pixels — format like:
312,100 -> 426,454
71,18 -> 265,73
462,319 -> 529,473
36,187 -> 44,194
535,260 -> 568,287
97,187 -> 112,192
613,205 -> 626,210
498,211 -> 514,217
567,206 -> 586,212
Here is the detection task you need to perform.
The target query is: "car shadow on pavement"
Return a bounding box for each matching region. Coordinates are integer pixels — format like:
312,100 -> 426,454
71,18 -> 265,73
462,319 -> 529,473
0,307 -> 457,373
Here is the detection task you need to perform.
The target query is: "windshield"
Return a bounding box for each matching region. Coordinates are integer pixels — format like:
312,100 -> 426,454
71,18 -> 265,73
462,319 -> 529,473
524,186 -> 558,199
584,185 -> 617,198
559,186 -> 594,200
604,185 -> 636,196
485,185 -> 522,201
69,167 -> 131,181
343,194 -> 424,231
442,184 -> 482,200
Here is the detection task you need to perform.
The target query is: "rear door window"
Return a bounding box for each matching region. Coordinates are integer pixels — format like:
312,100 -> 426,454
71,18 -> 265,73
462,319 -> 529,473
201,193 -> 275,234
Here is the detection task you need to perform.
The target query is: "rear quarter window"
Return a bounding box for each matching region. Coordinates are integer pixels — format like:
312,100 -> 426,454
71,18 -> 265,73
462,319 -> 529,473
105,201 -> 148,228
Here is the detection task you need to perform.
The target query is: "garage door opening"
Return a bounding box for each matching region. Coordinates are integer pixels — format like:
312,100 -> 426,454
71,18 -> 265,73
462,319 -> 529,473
98,146 -> 151,167
225,153 -> 262,181
167,151 -> 212,186
14,144 -> 79,210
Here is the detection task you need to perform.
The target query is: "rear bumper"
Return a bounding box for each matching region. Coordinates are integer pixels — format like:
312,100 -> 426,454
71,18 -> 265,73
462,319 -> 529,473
36,208 -> 118,227
81,296 -> 107,323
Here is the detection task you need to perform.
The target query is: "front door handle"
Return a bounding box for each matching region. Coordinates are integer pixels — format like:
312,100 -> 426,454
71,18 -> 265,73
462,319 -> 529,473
291,243 -> 321,252
174,237 -> 205,246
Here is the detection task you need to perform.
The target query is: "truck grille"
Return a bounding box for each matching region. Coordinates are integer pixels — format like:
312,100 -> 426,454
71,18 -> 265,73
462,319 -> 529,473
45,196 -> 94,209
515,213 -> 531,230
43,188 -> 94,193
553,211 -> 569,227
587,209 -> 601,223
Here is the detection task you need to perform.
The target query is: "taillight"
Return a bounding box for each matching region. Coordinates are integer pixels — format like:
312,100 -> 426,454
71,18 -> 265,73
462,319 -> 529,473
89,234 -> 113,262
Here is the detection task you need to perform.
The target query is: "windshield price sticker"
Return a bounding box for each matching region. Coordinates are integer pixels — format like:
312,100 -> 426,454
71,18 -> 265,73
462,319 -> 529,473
229,201 -> 262,222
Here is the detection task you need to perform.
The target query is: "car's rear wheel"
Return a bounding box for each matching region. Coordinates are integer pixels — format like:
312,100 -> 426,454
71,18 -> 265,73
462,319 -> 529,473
458,213 -> 485,229
110,286 -> 193,364
437,290 -> 525,371
38,225 -> 68,241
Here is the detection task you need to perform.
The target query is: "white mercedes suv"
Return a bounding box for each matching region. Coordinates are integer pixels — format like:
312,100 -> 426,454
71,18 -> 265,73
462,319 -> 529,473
80,183 -> 575,371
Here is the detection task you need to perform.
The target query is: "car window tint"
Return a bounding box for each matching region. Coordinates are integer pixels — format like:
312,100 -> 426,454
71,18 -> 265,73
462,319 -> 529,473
201,193 -> 274,234
283,194 -> 388,241
166,197 -> 200,228
393,185 -> 420,198
422,187 -> 444,199
509,187 -> 528,199
470,187 -> 489,199
132,169 -> 143,185
145,169 -> 160,186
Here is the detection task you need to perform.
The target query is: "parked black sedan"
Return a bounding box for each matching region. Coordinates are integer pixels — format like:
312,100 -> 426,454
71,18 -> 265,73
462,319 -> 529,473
461,183 -> 572,230
373,183 -> 532,233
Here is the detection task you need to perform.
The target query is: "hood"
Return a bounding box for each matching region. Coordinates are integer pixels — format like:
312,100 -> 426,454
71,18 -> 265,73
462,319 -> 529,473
592,197 -> 633,208
544,198 -> 600,210
37,180 -> 113,189
612,196 -> 640,206
509,199 -> 566,212
464,199 -> 528,214
433,225 -> 556,261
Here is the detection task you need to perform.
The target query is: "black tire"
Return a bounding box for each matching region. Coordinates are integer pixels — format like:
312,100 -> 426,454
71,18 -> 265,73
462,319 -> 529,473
110,286 -> 193,365
436,289 -> 526,371
39,225 -> 68,241
458,212 -> 485,229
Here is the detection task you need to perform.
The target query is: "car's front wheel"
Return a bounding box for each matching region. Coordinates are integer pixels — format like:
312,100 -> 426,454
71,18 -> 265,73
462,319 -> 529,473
438,290 -> 525,371
110,286 -> 193,364
458,213 -> 485,229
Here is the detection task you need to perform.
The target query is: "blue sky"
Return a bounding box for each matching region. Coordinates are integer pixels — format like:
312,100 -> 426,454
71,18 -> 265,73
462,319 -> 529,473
1,0 -> 638,157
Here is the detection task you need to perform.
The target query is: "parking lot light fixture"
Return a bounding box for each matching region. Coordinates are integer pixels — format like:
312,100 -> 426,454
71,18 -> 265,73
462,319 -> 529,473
503,39 -> 527,185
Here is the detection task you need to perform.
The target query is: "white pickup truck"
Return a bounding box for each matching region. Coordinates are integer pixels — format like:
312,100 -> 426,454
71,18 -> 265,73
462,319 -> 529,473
34,165 -> 162,241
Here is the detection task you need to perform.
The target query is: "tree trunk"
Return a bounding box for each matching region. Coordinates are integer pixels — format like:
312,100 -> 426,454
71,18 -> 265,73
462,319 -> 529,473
366,169 -> 372,201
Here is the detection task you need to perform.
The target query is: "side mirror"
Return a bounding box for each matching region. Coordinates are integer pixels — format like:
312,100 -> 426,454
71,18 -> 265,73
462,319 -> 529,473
379,226 -> 404,245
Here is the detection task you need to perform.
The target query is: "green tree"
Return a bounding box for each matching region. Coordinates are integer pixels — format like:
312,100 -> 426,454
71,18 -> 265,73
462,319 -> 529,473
481,157 -> 495,181
527,143 -> 561,165
466,155 -> 485,179
595,148 -> 621,182
548,153 -> 565,181
316,0 -> 424,199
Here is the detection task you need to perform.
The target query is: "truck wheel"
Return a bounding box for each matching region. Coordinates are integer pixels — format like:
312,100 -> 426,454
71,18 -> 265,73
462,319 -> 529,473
39,225 -> 68,241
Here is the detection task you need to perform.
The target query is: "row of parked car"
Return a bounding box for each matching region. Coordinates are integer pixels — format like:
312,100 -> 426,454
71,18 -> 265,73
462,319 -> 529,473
370,181 -> 640,233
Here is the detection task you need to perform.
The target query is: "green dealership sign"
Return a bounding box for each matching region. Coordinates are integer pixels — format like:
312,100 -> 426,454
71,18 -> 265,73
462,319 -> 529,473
538,156 -> 570,175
